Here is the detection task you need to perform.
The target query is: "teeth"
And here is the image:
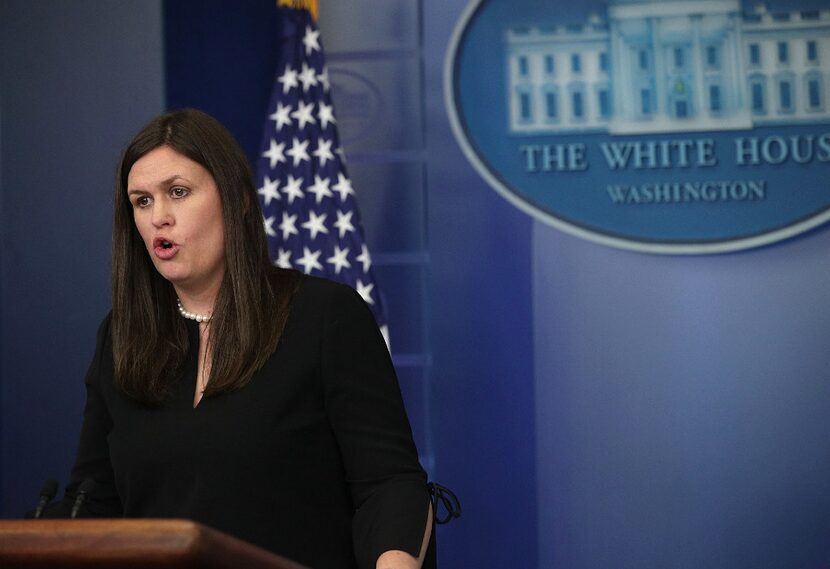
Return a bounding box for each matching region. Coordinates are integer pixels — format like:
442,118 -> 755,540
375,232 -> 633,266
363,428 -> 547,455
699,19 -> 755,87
162,241 -> 172,249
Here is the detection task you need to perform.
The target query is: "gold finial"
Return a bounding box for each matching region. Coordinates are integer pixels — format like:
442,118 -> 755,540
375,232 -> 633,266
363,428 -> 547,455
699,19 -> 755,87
277,0 -> 318,21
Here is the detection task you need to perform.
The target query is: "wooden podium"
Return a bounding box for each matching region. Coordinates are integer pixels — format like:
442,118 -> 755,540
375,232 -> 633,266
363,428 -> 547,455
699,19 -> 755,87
0,519 -> 311,569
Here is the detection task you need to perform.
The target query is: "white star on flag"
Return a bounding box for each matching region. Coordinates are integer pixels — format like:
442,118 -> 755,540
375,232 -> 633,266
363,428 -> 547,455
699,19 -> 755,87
256,5 -> 390,339
263,215 -> 277,238
334,210 -> 355,238
303,25 -> 320,54
317,66 -> 330,91
312,138 -> 335,167
263,139 -> 286,169
356,244 -> 372,273
278,212 -> 298,240
326,245 -> 351,275
298,62 -> 318,92
307,175 -> 333,204
355,279 -> 375,305
295,246 -> 323,274
301,210 -> 329,240
281,174 -> 304,204
270,102 -> 293,131
258,176 -> 281,206
332,173 -> 354,201
318,102 -> 335,129
291,100 -> 316,130
286,137 -> 310,167
275,248 -> 292,269
277,64 -> 298,94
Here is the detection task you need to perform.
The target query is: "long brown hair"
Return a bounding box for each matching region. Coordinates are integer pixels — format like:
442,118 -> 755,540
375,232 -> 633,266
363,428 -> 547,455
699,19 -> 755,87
112,108 -> 301,405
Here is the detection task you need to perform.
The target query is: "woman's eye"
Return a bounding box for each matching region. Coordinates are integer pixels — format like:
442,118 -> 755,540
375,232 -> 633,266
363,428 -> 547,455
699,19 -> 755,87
171,187 -> 189,198
136,196 -> 151,208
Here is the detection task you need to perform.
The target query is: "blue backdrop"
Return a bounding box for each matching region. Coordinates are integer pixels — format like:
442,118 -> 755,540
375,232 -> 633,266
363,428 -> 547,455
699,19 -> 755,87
1,0 -> 165,525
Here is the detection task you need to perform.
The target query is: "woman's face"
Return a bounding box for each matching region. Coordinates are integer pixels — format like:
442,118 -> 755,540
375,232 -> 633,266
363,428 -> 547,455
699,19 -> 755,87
127,145 -> 226,298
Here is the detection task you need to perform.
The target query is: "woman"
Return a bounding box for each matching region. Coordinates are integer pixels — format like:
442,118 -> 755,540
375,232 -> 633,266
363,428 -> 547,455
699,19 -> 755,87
55,108 -> 434,569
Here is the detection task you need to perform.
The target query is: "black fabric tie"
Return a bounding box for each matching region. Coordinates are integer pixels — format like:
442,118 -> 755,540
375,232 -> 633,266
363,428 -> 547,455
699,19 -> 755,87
428,482 -> 461,525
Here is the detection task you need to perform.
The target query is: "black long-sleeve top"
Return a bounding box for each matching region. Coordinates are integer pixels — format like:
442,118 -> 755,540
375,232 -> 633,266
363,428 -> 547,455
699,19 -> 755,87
56,276 -> 430,569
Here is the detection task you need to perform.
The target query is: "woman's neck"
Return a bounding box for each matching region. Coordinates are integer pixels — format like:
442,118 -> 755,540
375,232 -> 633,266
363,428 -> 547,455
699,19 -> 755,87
174,284 -> 220,316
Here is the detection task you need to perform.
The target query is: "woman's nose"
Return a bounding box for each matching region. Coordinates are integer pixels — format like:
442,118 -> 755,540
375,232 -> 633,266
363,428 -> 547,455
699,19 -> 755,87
151,203 -> 174,228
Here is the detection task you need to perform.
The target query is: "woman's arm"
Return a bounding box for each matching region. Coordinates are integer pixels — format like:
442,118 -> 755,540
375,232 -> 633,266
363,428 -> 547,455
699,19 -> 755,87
376,502 -> 433,569
319,282 -> 432,569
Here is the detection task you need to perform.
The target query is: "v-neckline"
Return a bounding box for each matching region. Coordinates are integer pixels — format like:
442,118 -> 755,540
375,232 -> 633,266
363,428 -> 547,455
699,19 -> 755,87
186,320 -> 206,410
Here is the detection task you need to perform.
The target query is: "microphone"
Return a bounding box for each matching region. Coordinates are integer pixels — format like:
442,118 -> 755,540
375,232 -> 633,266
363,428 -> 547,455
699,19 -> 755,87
33,479 -> 59,519
70,479 -> 96,519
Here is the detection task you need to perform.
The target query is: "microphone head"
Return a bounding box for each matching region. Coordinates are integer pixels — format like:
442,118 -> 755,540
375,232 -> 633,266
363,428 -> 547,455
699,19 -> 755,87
70,479 -> 97,519
40,479 -> 59,500
77,478 -> 96,496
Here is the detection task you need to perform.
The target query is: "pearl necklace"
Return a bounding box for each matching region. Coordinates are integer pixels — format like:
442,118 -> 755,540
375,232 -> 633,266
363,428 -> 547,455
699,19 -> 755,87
176,299 -> 212,323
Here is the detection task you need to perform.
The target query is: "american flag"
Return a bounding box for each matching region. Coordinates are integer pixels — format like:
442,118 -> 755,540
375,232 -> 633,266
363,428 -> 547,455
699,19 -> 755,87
256,5 -> 389,343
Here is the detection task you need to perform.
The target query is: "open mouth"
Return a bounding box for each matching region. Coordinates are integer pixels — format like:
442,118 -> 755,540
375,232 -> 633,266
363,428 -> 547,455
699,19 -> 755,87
153,237 -> 176,248
153,238 -> 178,259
